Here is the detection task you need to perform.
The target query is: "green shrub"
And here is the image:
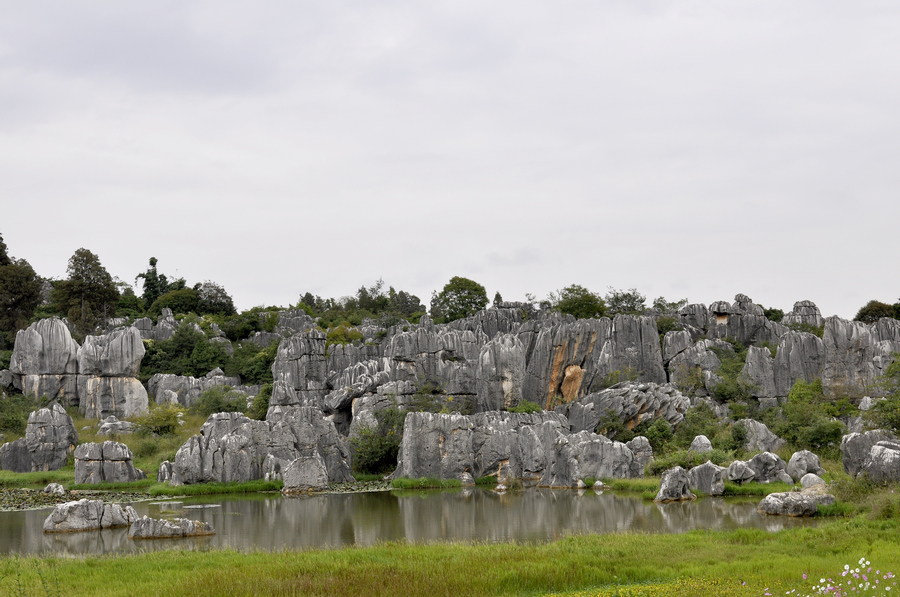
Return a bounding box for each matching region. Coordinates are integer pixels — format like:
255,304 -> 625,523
390,477 -> 461,490
637,418 -> 673,453
774,379 -> 845,456
132,403 -> 185,436
648,448 -> 733,475
508,400 -> 542,414
0,392 -> 40,435
710,342 -> 757,402
787,322 -> 825,338
247,383 -> 272,420
190,386 -> 248,417
350,405 -> 405,475
326,323 -> 363,347
672,403 -> 724,449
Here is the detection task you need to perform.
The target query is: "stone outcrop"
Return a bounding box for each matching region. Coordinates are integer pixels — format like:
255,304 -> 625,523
858,440 -> 900,483
625,436 -> 653,470
840,430 -> 898,478
786,450 -> 825,482
97,416 -> 136,435
74,441 -> 146,484
475,334 -> 526,412
148,369 -> 243,409
822,317 -> 878,396
43,499 -> 138,533
757,486 -> 835,516
0,403 -> 77,473
726,460 -> 756,484
281,454 -> 330,492
559,382 -> 691,436
654,466 -> 694,502
9,318 -> 80,404
782,301 -> 824,329
170,407 -> 353,486
735,419 -> 785,453
134,309 -> 178,341
689,435 -> 712,453
747,451 -> 792,483
705,295 -> 787,347
773,331 -> 825,397
390,410 -> 643,486
270,331 -> 329,410
687,461 -> 725,496
800,473 -> 825,488
741,346 -> 776,404
667,340 -> 729,394
128,516 -> 215,539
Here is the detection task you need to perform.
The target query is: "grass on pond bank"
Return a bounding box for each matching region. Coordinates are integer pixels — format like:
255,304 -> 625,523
3,517 -> 900,597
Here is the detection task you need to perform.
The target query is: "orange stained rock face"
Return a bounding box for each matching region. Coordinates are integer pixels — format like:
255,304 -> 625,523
560,365 -> 584,403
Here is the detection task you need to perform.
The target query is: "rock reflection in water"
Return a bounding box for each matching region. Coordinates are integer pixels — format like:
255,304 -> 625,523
0,489 -> 815,556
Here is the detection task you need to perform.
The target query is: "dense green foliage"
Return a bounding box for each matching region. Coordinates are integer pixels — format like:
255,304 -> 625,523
132,403 -> 185,436
0,234 -> 42,346
552,284 -> 606,319
868,354 -> 900,434
300,279 -> 426,329
709,341 -> 756,402
762,306 -> 785,322
854,299 -> 898,323
350,404 -> 405,474
223,340 -> 278,385
430,276 -> 488,323
773,378 -> 845,456
507,400 -> 543,414
247,383 -> 272,420
139,323 -> 227,381
191,386 -> 249,417
0,392 -> 41,435
50,248 -> 119,337
135,257 -> 178,309
604,287 -> 646,316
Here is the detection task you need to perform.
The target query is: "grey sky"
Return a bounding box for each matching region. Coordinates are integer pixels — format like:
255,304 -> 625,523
1,1 -> 898,319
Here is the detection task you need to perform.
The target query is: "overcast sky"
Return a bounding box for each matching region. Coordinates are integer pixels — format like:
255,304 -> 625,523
1,1 -> 898,319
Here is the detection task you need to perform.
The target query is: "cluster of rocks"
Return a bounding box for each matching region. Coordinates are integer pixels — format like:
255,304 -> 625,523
0,403 -> 77,472
840,430 -> 900,483
42,499 -> 214,539
161,406 -> 353,486
74,441 -> 146,484
3,318 -> 148,419
390,410 -> 645,487
148,367 -> 259,409
655,448 -> 827,505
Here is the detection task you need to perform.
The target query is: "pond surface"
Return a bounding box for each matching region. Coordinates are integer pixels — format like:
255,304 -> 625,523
0,488 -> 816,556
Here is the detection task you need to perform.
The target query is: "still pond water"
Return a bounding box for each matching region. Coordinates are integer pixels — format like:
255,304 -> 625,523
0,488 -> 815,556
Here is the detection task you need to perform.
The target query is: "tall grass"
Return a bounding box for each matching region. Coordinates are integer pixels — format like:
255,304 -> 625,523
148,480 -> 283,496
3,518 -> 900,597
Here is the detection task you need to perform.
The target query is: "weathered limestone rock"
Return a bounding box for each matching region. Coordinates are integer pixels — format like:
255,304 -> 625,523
43,482 -> 65,496
281,454 -> 329,492
475,334 -> 526,412
705,295 -> 787,347
735,419 -> 785,453
147,370 -> 241,409
134,309 -> 178,341
559,382 -> 690,437
654,466 -> 694,502
822,317 -> 877,396
800,473 -> 825,488
625,436 -> 653,471
270,330 -> 328,409
662,330 -> 693,367
678,304 -> 709,333
748,452 -> 792,483
170,407 -> 353,486
572,433 -> 643,480
0,369 -> 13,389
391,412 -> 475,481
782,300 -> 824,329
859,440 -> 900,483
43,499 -> 138,533
689,435 -> 712,453
97,416 -> 136,435
157,460 -> 173,483
9,318 -> 80,404
77,376 -> 148,419
595,315 -> 667,388
77,327 -> 144,377
757,486 -> 835,516
1,403 -> 78,473
773,331 -> 826,397
841,430 -> 898,478
726,460 -> 756,484
667,339 -> 729,393
741,346 -> 776,403
688,461 -> 725,496
786,450 -> 825,482
384,325 -> 480,396
128,516 -> 215,539
74,441 -> 146,484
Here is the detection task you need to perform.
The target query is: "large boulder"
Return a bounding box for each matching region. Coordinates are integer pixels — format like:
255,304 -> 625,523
475,334 -> 526,412
757,486 -> 835,516
571,433 -> 643,480
0,403 -> 78,473
43,499 -> 138,533
559,382 -> 690,437
859,440 -> 900,483
128,516 -> 214,539
726,460 -> 756,484
654,466 -> 694,502
281,454 -> 329,492
689,435 -> 712,453
77,376 -> 148,419
786,450 -> 825,482
735,419 -> 785,453
77,327 -> 145,377
687,460 -> 725,496
170,407 -> 353,486
782,300 -> 824,329
74,441 -> 146,484
773,331 -> 826,397
9,318 -> 80,404
625,436 -> 653,471
391,411 -> 475,481
748,452 -> 792,484
840,430 -> 898,478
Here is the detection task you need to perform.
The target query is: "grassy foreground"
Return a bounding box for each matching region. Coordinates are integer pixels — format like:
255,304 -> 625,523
3,518 -> 900,597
